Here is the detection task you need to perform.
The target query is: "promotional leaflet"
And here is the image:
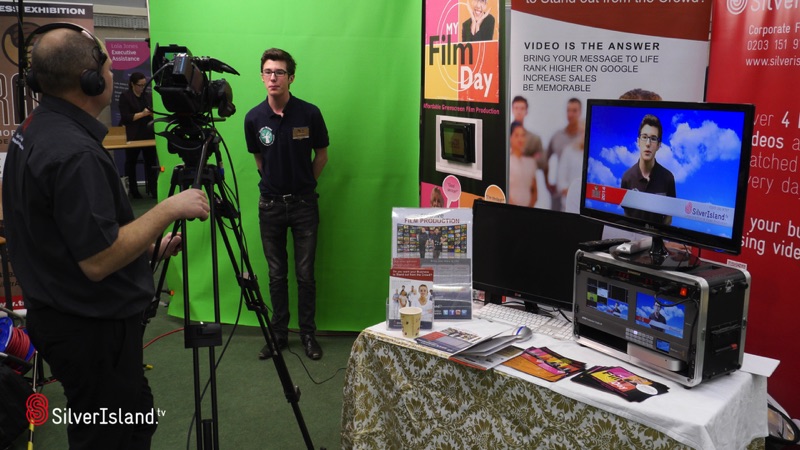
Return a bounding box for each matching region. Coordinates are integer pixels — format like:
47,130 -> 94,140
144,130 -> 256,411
387,267 -> 435,330
571,365 -> 669,402
391,208 -> 473,319
502,346 -> 586,382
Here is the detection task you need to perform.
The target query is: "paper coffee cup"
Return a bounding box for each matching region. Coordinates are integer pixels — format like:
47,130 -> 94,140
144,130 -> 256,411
399,306 -> 422,338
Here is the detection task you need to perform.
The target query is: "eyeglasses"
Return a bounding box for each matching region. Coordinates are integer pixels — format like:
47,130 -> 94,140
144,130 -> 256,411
134,83 -> 147,88
262,69 -> 289,78
639,134 -> 660,144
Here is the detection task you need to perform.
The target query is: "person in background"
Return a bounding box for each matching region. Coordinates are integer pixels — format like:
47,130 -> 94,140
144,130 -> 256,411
432,227 -> 445,259
649,303 -> 667,331
408,285 -> 419,307
508,122 -> 538,208
510,96 -> 547,208
547,98 -> 583,211
510,95 -> 546,166
418,226 -> 430,259
555,121 -> 585,212
418,284 -> 434,328
462,0 -> 496,42
119,71 -> 158,199
620,88 -> 663,101
2,25 -> 209,449
430,186 -> 444,207
244,48 -> 329,361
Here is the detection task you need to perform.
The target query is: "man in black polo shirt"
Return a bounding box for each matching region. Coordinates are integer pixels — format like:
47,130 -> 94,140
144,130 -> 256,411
244,48 -> 329,361
620,114 -> 676,225
2,26 -> 209,449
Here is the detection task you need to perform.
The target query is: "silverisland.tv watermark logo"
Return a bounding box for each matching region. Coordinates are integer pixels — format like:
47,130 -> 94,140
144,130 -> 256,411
26,393 -> 166,426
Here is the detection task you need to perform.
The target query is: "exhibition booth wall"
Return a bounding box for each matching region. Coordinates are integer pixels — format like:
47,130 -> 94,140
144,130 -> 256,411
0,0 -> 795,417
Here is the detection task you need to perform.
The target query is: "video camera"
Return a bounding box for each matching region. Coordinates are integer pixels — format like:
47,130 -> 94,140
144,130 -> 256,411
151,44 -> 238,119
151,44 -> 239,165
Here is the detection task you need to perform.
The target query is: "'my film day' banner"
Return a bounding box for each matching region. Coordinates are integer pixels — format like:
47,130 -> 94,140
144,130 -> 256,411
508,1 -> 711,212
420,0 -> 506,208
706,1 -> 800,416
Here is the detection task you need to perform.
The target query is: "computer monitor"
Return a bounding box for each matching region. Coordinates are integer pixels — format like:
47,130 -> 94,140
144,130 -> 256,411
580,99 -> 755,270
472,199 -> 604,312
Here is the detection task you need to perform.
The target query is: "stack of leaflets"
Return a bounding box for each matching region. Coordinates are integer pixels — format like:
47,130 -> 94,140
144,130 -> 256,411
414,321 -> 513,354
502,346 -> 586,382
449,346 -> 523,371
571,366 -> 670,402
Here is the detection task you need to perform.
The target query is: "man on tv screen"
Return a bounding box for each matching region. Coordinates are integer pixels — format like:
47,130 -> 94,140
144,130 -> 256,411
649,303 -> 667,331
620,114 -> 676,225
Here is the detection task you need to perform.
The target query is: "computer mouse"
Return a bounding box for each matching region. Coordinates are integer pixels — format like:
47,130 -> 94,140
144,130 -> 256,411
513,326 -> 533,340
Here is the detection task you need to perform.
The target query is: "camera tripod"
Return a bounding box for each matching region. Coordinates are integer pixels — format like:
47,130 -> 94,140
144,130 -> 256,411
147,130 -> 316,450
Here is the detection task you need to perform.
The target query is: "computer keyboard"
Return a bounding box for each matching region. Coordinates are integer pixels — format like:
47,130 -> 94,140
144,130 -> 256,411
474,303 -> 575,341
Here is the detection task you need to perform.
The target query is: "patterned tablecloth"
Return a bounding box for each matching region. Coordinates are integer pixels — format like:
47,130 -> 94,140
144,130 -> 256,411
341,327 -> 765,450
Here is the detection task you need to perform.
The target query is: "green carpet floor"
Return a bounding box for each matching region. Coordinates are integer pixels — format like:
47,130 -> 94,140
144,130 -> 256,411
10,197 -> 359,450
11,306 -> 358,450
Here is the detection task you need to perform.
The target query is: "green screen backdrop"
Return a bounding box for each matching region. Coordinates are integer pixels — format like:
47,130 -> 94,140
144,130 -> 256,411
148,1 -> 421,330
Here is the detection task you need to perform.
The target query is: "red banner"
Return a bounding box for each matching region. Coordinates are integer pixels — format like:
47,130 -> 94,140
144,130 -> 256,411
707,1 -> 800,416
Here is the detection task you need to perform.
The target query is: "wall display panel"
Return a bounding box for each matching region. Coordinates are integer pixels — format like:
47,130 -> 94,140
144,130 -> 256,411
705,0 -> 800,416
419,0 -> 507,207
507,0 -> 712,213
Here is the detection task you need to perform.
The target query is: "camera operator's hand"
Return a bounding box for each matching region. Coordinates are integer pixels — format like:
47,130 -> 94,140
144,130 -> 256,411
152,232 -> 183,261
163,188 -> 210,222
77,189 -> 209,281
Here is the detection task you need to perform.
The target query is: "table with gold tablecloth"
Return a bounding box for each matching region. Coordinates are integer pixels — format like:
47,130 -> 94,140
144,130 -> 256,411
341,325 -> 766,450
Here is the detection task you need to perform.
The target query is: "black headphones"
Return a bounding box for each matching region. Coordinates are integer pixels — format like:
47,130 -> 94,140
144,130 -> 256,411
22,22 -> 108,97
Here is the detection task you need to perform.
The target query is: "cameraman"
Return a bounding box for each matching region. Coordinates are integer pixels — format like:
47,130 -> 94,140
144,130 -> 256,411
2,26 -> 209,449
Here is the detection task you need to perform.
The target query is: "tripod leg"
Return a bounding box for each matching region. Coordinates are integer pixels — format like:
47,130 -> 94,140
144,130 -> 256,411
161,156 -> 316,449
211,186 -> 316,450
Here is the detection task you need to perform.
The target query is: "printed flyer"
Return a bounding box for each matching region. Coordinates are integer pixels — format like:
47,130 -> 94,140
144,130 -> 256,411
391,208 -> 473,320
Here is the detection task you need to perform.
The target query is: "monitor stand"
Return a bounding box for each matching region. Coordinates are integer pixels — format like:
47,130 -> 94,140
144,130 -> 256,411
610,236 -> 700,271
487,293 -> 542,315
524,302 -> 540,315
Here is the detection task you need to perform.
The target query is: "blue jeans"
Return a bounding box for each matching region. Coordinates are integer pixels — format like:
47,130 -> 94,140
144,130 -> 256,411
258,195 -> 319,336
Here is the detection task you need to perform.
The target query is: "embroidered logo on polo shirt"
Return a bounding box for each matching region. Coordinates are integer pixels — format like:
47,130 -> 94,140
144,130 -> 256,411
258,126 -> 274,146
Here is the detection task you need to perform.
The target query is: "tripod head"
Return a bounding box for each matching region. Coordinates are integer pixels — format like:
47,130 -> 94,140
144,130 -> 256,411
155,115 -> 221,172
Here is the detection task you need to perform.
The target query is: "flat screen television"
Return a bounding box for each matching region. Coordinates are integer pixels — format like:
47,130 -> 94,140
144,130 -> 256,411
472,199 -> 604,312
580,99 -> 755,270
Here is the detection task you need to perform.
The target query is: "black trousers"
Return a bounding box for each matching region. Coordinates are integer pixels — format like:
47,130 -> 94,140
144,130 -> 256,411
124,146 -> 159,197
258,197 -> 319,336
26,307 -> 157,450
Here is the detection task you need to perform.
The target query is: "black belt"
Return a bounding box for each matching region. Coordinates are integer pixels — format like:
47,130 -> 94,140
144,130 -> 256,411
260,193 -> 318,203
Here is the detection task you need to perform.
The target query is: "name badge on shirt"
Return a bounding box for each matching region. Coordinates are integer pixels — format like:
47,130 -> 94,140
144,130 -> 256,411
293,127 -> 310,140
